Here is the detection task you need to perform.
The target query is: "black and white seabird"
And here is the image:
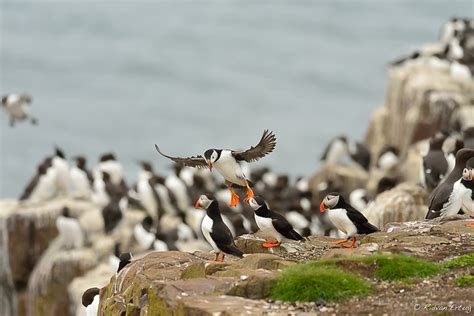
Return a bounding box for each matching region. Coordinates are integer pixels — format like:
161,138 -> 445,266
320,136 -> 349,165
376,146 -> 400,171
19,157 -> 57,202
136,161 -> 161,220
94,153 -> 127,192
1,93 -> 37,127
421,136 -> 448,191
247,196 -> 303,248
426,148 -> 474,220
69,156 -> 93,198
155,130 -> 276,206
348,141 -> 371,170
52,147 -> 70,195
194,194 -> 243,261
117,252 -> 133,273
56,207 -> 85,248
320,193 -> 378,248
81,287 -> 100,316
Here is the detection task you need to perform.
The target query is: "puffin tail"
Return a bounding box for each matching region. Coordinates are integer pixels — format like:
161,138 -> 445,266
359,222 -> 379,234
290,229 -> 304,241
221,244 -> 244,258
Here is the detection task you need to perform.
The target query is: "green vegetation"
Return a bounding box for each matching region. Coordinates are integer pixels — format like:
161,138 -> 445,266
361,254 -> 442,281
270,263 -> 372,302
454,275 -> 474,287
442,254 -> 474,270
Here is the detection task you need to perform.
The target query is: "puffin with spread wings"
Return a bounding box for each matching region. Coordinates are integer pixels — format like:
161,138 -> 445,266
154,130 -> 276,207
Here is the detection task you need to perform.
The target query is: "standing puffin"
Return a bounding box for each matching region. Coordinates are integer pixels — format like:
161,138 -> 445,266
155,130 -> 276,206
320,193 -> 378,248
247,196 -> 303,248
421,136 -> 448,191
194,194 -> 243,261
426,149 -> 474,221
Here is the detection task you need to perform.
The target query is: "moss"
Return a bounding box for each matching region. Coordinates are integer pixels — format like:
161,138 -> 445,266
455,275 -> 474,287
147,288 -> 169,315
442,254 -> 474,269
361,254 -> 441,281
270,263 -> 372,302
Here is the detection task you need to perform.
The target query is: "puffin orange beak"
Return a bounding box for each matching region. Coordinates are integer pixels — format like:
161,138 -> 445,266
319,202 -> 326,213
194,199 -> 201,209
207,162 -> 213,171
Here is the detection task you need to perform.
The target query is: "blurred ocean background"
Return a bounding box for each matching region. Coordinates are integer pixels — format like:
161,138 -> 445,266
0,1 -> 471,198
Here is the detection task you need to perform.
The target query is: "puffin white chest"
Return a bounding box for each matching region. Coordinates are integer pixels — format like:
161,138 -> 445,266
254,214 -> 284,241
327,208 -> 357,237
201,215 -> 219,251
441,180 -> 471,217
214,152 -> 246,186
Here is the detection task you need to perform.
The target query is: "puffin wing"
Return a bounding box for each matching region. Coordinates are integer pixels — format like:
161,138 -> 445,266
210,225 -> 243,257
271,215 -> 304,241
154,144 -> 207,168
232,130 -> 276,162
345,207 -> 378,233
426,184 -> 452,219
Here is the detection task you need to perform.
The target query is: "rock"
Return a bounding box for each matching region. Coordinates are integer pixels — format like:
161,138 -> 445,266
172,295 -> 270,315
180,262 -> 206,280
363,182 -> 428,228
235,234 -> 306,255
320,242 -> 379,260
27,247 -> 97,316
226,269 -> 277,299
308,164 -> 369,200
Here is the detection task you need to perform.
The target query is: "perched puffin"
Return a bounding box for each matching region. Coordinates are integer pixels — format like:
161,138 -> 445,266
136,161 -> 160,220
426,149 -> 474,220
69,156 -> 93,198
421,136 -> 448,191
461,168 -> 474,227
194,194 -> 243,261
320,136 -> 349,165
1,93 -> 37,127
247,196 -> 303,248
56,207 -> 84,248
376,146 -> 400,171
320,193 -> 378,248
81,287 -> 100,316
117,252 -> 133,273
52,147 -> 70,195
446,139 -> 465,173
348,141 -> 371,170
94,153 -> 127,192
19,157 -> 57,202
155,130 -> 276,207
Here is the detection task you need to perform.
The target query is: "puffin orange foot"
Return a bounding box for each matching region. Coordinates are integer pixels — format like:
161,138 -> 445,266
229,193 -> 240,207
262,240 -> 281,248
332,239 -> 349,245
243,187 -> 254,203
341,243 -> 357,248
464,221 -> 474,227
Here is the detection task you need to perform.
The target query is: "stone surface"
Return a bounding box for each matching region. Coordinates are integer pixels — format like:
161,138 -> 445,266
363,182 -> 428,228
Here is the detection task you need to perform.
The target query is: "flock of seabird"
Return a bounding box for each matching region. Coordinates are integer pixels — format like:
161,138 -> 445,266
2,16 -> 473,313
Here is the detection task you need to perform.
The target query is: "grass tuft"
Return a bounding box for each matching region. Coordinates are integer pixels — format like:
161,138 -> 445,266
442,254 -> 474,270
455,275 -> 474,287
270,263 -> 372,302
361,254 -> 441,281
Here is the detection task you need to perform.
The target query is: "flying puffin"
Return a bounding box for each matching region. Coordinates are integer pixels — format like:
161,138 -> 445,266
194,194 -> 243,261
155,130 -> 276,207
320,193 -> 379,248
1,93 -> 37,127
421,136 -> 448,191
426,148 -> 474,221
247,196 -> 303,248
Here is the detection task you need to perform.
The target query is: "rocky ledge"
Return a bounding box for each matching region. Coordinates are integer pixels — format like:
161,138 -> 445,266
97,216 -> 473,315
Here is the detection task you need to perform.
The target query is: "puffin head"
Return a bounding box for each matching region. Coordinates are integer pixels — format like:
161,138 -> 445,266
462,168 -> 473,181
247,196 -> 268,211
194,193 -> 215,209
320,192 -> 340,212
203,149 -> 220,171
139,161 -> 154,173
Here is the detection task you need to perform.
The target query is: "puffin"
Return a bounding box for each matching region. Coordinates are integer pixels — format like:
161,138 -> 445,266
348,141 -> 371,170
376,146 -> 400,171
426,148 -> 474,221
1,93 -> 37,127
136,161 -> 161,220
52,147 -> 70,195
247,196 -> 304,247
56,207 -> 84,248
461,167 -> 474,227
117,252 -> 133,273
81,287 -> 100,316
320,136 -> 349,165
320,193 -> 378,248
94,153 -> 127,193
421,136 -> 448,191
155,130 -> 276,206
19,157 -> 57,202
194,194 -> 243,261
69,156 -> 93,198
